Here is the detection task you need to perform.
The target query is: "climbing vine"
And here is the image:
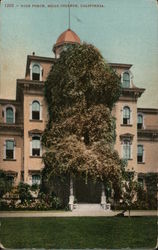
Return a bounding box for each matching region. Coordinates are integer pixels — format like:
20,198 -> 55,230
42,43 -> 125,191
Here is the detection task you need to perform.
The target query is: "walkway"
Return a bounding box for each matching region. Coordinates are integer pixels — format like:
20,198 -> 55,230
0,210 -> 157,217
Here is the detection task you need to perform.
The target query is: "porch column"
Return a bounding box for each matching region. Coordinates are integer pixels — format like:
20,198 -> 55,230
101,182 -> 106,210
69,174 -> 74,211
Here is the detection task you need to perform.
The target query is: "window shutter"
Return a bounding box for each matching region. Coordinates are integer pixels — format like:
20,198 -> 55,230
30,141 -> 32,156
40,104 -> 42,120
29,103 -> 32,120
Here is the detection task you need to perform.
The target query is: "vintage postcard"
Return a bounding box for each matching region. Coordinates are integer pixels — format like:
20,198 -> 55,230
0,0 -> 157,249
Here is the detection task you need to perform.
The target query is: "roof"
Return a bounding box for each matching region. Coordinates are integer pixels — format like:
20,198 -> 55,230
54,29 -> 81,47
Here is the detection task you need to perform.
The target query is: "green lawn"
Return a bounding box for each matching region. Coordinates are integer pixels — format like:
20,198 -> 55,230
0,217 -> 157,249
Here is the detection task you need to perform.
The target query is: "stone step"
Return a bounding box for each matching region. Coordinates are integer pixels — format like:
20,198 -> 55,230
74,203 -> 103,211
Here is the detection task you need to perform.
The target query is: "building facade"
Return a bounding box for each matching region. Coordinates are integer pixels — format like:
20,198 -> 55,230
0,29 -> 158,190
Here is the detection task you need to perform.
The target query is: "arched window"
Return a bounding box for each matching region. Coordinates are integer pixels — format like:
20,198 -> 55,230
32,136 -> 41,156
123,106 -> 130,125
32,101 -> 40,120
122,72 -> 130,88
6,107 -> 14,123
32,64 -> 40,80
137,114 -> 143,129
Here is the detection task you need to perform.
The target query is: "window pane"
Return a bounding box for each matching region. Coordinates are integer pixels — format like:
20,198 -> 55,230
6,108 -> 14,123
32,101 -> 40,111
32,175 -> 40,184
138,145 -> 143,155
122,72 -> 130,88
123,140 -> 131,159
6,140 -> 14,150
6,149 -> 14,159
123,107 -> 130,118
32,65 -> 40,74
138,115 -> 143,124
32,137 -> 40,148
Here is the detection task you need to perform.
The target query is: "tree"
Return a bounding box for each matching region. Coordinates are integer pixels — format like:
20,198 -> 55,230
0,170 -> 13,198
42,43 -> 125,197
121,172 -> 138,217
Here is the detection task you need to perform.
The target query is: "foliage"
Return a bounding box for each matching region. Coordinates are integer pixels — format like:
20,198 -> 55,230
17,182 -> 32,204
0,170 -> 13,198
42,43 -> 125,193
121,172 -> 138,216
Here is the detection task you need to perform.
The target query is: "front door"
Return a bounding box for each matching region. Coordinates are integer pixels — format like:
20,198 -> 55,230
74,177 -> 101,203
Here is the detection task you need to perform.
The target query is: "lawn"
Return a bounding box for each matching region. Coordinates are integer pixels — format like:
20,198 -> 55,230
0,217 -> 157,249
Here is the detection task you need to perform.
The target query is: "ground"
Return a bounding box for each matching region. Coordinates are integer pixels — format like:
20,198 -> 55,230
0,217 -> 157,249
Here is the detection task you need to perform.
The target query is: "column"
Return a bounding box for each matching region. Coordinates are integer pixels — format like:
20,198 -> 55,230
101,182 -> 106,210
69,174 -> 74,211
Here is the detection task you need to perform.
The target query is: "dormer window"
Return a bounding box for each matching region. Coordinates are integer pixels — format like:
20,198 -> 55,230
32,64 -> 40,80
123,106 -> 131,125
137,114 -> 143,129
30,63 -> 42,81
32,101 -> 40,120
6,107 -> 14,123
122,72 -> 130,88
4,105 -> 15,124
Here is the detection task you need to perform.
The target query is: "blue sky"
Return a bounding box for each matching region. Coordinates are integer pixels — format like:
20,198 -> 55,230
0,0 -> 158,108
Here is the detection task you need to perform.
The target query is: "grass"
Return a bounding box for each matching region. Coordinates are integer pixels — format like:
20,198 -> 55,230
0,217 -> 157,249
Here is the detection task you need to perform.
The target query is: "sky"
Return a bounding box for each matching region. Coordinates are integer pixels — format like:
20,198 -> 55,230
0,0 -> 158,108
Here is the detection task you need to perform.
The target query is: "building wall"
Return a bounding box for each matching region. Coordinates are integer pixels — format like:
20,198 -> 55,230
136,140 -> 158,173
0,57 -> 158,186
0,134 -> 23,185
114,99 -> 137,171
25,61 -> 52,82
23,93 -> 48,184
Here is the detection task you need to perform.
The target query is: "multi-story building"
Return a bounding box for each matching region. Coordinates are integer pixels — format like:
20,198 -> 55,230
0,29 -> 158,191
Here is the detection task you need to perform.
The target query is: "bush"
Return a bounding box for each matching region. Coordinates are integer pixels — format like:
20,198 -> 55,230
17,182 -> 32,204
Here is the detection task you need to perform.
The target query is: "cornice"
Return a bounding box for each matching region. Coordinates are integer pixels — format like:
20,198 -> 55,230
109,63 -> 133,69
137,108 -> 158,114
0,123 -> 23,136
138,129 -> 158,141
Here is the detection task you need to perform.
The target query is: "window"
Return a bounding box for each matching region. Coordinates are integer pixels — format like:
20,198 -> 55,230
123,139 -> 131,160
32,136 -> 41,156
32,64 -> 40,80
122,72 -> 130,88
5,107 -> 15,123
32,101 -> 40,120
32,174 -> 41,185
137,114 -> 143,129
137,145 -> 144,163
123,106 -> 130,125
5,140 -> 14,159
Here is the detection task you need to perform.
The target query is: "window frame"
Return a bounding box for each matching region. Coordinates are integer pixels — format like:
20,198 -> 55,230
30,135 -> 42,157
30,100 -> 42,121
122,106 -> 131,125
32,174 -> 41,185
122,139 -> 132,160
30,62 -> 42,81
121,71 -> 131,88
3,105 -> 15,124
4,139 -> 15,160
137,113 -> 144,129
137,144 -> 144,163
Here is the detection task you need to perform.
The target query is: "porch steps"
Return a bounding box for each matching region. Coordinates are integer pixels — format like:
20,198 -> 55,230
73,203 -> 105,211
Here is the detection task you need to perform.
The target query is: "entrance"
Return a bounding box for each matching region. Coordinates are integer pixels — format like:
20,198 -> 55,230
74,177 -> 101,203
